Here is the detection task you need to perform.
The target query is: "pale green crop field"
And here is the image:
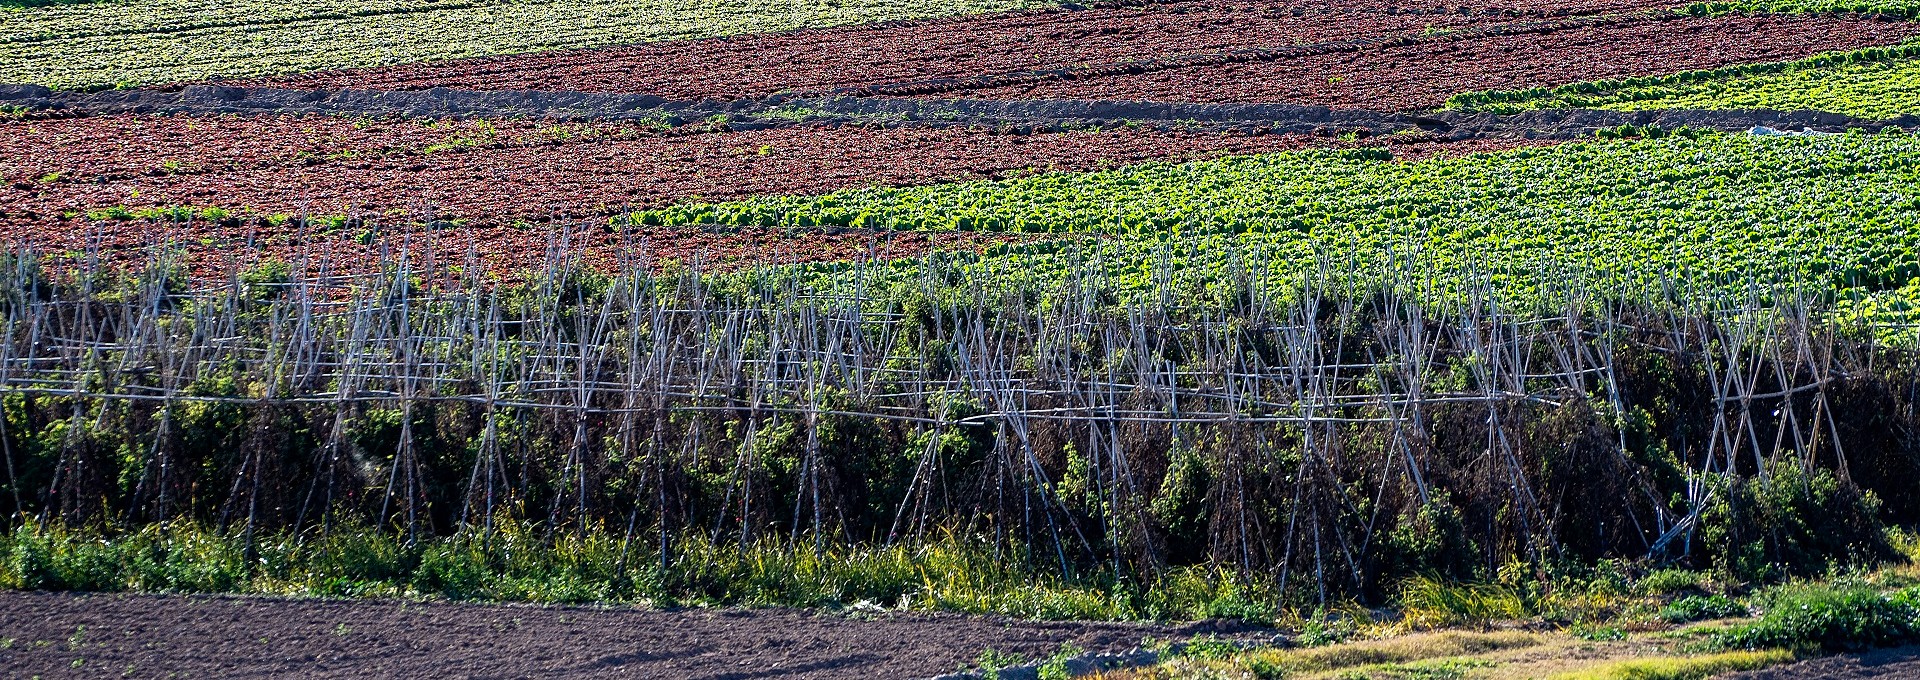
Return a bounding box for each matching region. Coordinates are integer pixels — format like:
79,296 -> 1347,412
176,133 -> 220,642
0,0 -> 1051,89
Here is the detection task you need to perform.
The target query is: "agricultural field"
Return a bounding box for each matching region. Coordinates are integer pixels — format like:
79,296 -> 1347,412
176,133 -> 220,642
6,0 -> 1920,678
1447,41 -> 1920,117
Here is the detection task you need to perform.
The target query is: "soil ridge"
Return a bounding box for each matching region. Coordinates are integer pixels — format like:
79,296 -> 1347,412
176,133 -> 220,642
2,84 -> 1908,140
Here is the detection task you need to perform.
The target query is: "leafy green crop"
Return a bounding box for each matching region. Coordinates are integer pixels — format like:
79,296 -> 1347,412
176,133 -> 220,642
632,131 -> 1920,307
1449,43 -> 1920,118
1683,0 -> 1920,18
0,0 -> 1052,89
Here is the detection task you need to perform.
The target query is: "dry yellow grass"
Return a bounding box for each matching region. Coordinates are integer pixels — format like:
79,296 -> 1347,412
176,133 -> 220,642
1545,650 -> 1794,680
1088,630 -> 1796,680
1088,631 -> 1541,679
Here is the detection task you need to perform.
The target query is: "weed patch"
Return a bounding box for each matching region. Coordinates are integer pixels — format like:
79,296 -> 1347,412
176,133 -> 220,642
1660,595 -> 1747,624
1709,583 -> 1920,652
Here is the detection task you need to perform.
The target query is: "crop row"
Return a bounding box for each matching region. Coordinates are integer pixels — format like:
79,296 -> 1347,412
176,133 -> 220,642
0,0 -> 1047,89
949,14 -> 1920,109
1686,0 -> 1920,18
253,0 -> 1677,99
626,131 -> 1920,303
1449,41 -> 1920,118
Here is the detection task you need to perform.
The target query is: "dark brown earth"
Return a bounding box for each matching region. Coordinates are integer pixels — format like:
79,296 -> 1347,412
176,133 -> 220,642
3,590 -> 1910,679
1725,646 -> 1920,679
0,590 -> 1203,679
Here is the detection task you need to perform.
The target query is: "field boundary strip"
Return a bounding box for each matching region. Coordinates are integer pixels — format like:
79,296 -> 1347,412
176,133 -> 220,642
2,84 -> 1910,140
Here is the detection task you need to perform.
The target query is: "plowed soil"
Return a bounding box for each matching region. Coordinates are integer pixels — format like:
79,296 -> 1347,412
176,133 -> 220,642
955,14 -> 1920,109
247,0 -> 1681,100
0,590 -> 1195,679
0,118 -> 1320,227
2,590 -> 1904,679
0,112 -> 1535,274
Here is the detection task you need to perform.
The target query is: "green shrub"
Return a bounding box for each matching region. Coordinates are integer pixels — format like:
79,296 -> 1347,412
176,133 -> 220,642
1660,595 -> 1748,623
1699,463 -> 1895,582
1377,498 -> 1478,585
1710,584 -> 1920,652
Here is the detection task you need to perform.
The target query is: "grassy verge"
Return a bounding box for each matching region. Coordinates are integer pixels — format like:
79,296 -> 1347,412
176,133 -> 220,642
1070,561 -> 1919,679
1086,632 -> 1791,679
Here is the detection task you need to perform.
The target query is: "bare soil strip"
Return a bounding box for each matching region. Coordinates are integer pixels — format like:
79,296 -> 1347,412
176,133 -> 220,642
0,590 -> 1201,679
0,116 -> 1326,227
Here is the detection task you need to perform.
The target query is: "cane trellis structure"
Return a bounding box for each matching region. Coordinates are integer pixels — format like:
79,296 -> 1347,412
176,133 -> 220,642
0,237 -> 1907,601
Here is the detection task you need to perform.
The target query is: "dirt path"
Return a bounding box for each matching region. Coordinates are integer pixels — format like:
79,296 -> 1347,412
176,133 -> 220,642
1724,645 -> 1920,679
0,591 -> 1199,679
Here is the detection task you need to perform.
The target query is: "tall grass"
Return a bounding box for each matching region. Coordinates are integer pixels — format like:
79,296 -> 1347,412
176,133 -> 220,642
0,520 -> 1287,620
1396,577 -> 1529,629
1393,559 -> 1642,629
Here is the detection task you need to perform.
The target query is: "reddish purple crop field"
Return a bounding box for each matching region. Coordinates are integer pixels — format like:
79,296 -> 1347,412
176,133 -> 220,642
248,0 -> 1683,100
950,14 -> 1920,108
